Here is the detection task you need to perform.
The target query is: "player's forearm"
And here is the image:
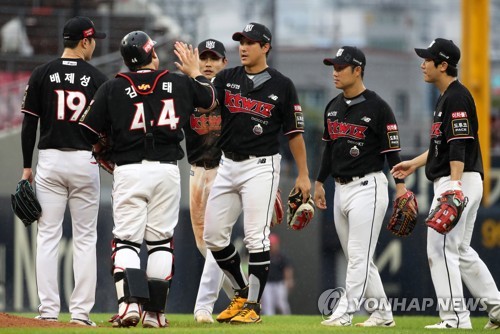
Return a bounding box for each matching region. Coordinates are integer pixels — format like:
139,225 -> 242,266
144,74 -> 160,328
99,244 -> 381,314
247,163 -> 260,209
411,150 -> 428,168
450,160 -> 464,182
288,133 -> 309,177
21,114 -> 38,168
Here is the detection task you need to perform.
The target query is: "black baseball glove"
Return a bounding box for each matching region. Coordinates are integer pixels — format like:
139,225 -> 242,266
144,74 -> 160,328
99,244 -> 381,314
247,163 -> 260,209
11,179 -> 42,227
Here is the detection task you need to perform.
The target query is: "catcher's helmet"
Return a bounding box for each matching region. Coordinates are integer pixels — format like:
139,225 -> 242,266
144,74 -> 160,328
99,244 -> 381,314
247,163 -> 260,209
120,31 -> 156,70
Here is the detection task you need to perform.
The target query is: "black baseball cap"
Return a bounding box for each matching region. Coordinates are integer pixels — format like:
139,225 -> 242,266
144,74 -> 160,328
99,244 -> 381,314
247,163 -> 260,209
63,16 -> 106,41
323,46 -> 366,69
232,22 -> 272,44
414,38 -> 460,67
198,39 -> 226,58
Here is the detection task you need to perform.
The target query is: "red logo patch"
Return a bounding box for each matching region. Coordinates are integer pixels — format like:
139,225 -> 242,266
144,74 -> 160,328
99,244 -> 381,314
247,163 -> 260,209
386,124 -> 398,131
430,122 -> 442,138
294,105 -> 302,112
143,39 -> 155,53
452,111 -> 467,119
83,28 -> 94,37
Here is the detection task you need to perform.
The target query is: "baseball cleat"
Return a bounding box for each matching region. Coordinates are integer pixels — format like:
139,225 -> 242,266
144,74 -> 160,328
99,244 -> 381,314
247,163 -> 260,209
230,302 -> 261,324
70,318 -> 96,326
216,294 -> 247,322
142,311 -> 169,328
34,315 -> 58,322
112,302 -> 141,327
320,313 -> 352,327
425,321 -> 472,329
194,309 -> 214,323
355,317 -> 395,327
484,319 -> 500,330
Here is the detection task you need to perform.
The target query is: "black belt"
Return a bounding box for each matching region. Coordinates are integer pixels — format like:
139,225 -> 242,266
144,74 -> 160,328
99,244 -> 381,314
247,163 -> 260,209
334,175 -> 364,185
223,151 -> 257,162
193,159 -> 220,169
117,160 -> 177,166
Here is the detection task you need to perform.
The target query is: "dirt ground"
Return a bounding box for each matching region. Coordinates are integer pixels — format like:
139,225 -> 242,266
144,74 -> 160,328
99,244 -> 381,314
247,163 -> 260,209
0,312 -> 83,328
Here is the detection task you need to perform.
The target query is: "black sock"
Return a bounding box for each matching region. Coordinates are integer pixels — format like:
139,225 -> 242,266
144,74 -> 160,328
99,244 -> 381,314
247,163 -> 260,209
212,244 -> 248,289
248,251 -> 270,302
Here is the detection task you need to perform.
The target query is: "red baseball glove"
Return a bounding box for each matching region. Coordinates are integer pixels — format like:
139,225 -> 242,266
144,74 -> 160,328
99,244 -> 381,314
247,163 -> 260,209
425,190 -> 468,234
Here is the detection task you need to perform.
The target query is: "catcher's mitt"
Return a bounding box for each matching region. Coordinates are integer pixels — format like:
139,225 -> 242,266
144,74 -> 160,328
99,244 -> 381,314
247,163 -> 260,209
426,189 -> 468,234
271,188 -> 284,228
11,179 -> 42,227
93,133 -> 114,174
287,188 -> 315,230
387,190 -> 418,237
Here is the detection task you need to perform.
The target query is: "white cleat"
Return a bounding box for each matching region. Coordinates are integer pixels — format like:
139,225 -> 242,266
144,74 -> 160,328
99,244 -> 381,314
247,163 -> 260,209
142,311 -> 169,328
34,316 -> 58,322
320,313 -> 352,327
484,319 -> 500,330
425,321 -> 472,329
194,309 -> 214,324
70,318 -> 96,326
355,317 -> 395,327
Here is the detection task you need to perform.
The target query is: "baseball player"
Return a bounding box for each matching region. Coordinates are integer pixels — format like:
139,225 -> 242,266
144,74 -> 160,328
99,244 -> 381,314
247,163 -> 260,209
79,31 -> 216,328
184,38 -> 234,323
392,38 -> 500,330
19,16 -> 107,326
203,22 -> 311,324
314,46 -> 409,327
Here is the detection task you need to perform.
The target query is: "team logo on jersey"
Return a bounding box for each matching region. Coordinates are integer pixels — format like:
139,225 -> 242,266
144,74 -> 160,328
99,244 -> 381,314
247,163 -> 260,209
190,113 -> 221,135
452,119 -> 470,136
225,90 -> 275,117
253,123 -> 263,135
350,145 -> 360,157
294,105 -> 302,112
386,124 -> 397,131
452,111 -> 467,119
430,122 -> 442,138
327,119 -> 367,140
137,83 -> 151,91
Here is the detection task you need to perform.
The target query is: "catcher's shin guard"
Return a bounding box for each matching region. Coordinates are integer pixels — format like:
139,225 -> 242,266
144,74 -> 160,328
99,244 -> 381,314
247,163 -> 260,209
113,269 -> 150,309
143,279 -> 170,312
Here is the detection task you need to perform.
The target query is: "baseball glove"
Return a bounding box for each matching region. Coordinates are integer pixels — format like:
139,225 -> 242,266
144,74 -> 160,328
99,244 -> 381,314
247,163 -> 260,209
93,133 -> 114,174
387,190 -> 418,237
11,179 -> 42,227
426,190 -> 468,234
287,188 -> 315,231
271,188 -> 284,228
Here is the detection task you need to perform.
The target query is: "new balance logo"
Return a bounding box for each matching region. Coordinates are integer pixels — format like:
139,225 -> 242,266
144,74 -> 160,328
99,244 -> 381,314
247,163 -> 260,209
244,24 -> 254,32
205,40 -> 216,49
258,158 -> 266,164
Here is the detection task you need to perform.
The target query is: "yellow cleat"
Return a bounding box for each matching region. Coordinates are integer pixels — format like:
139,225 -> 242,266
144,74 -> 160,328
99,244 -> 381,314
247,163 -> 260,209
230,302 -> 261,324
216,296 -> 247,323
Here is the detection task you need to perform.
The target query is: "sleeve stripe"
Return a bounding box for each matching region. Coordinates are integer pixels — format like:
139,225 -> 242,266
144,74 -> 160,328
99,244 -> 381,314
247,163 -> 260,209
21,109 -> 39,117
447,136 -> 474,143
283,129 -> 304,136
380,148 -> 401,154
79,122 -> 100,136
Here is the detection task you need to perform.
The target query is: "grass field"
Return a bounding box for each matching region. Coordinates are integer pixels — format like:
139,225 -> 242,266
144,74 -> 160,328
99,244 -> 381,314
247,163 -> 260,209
0,314 -> 493,334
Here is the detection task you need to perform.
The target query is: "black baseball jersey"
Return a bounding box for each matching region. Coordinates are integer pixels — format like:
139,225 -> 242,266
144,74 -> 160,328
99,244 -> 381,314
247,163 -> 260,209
183,105 -> 222,164
21,58 -> 108,150
321,89 -> 401,177
213,66 -> 304,156
79,70 -> 215,165
425,80 -> 483,181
